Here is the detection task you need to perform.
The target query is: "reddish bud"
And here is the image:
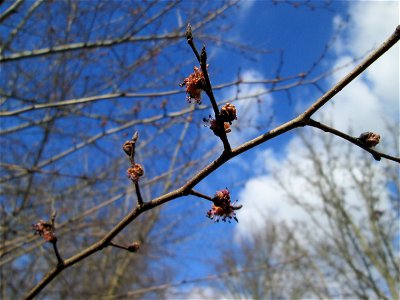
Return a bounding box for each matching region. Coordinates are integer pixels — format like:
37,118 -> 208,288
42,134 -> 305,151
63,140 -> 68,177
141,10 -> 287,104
206,189 -> 242,223
123,141 -> 134,156
180,66 -> 206,104
220,103 -> 237,123
127,241 -> 141,252
358,132 -> 380,147
127,164 -> 144,182
32,220 -> 57,243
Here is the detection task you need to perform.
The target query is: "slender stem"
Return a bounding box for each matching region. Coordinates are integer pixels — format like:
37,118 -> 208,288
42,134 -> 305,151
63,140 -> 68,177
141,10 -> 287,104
307,119 -> 400,163
52,241 -> 64,267
134,182 -> 144,206
301,25 -> 400,120
186,25 -> 231,152
190,189 -> 213,201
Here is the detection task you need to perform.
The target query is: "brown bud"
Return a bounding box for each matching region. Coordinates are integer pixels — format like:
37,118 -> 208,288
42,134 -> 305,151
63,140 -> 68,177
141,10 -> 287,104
127,164 -> 144,182
220,103 -> 237,123
358,132 -> 380,147
127,241 -> 141,252
123,141 -> 134,156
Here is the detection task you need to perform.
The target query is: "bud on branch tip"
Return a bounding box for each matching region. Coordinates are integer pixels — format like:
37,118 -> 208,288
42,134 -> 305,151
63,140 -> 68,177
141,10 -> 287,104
186,24 -> 193,41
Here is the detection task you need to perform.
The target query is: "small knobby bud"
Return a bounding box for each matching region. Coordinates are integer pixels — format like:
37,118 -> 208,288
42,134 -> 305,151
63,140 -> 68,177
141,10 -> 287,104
186,24 -> 193,42
220,103 -> 237,123
32,220 -> 57,243
123,140 -> 134,156
127,164 -> 144,182
127,241 -> 141,252
358,132 -> 380,147
180,66 -> 206,104
206,189 -> 242,223
203,115 -> 231,136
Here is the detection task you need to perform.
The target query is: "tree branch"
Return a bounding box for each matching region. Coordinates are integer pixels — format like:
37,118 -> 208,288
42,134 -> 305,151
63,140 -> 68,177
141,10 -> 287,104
301,25 -> 400,120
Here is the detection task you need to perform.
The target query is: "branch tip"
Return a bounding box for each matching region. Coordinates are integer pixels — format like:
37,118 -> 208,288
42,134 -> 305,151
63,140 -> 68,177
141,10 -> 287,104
186,23 -> 193,41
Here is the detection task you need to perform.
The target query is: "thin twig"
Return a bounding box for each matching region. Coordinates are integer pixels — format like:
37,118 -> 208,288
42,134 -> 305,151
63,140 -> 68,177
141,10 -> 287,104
189,189 -> 213,201
52,241 -> 64,267
185,24 -> 231,152
307,119 -> 400,163
0,0 -> 24,23
0,0 -> 238,63
301,25 -> 400,120
49,212 -> 64,267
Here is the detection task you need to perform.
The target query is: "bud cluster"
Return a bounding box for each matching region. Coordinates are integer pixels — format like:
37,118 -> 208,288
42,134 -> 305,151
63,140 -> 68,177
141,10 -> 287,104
203,103 -> 238,137
127,164 -> 144,182
180,66 -> 206,104
358,132 -> 380,147
206,189 -> 242,223
123,133 -> 144,183
32,220 -> 57,243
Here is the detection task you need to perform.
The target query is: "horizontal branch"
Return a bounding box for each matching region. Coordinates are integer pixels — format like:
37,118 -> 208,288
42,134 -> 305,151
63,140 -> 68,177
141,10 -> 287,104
1,0 -> 237,63
301,25 -> 400,120
0,56 -> 367,118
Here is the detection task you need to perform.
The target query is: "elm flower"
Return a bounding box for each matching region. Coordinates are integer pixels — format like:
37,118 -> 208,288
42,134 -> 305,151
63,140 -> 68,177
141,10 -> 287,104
220,103 -> 237,124
180,66 -> 206,104
127,164 -> 144,182
358,132 -> 380,147
32,220 -> 57,243
206,189 -> 242,223
203,115 -> 231,136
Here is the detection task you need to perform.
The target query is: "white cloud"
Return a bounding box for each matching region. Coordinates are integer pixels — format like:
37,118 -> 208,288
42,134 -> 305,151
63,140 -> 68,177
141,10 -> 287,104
318,1 -> 399,134
235,2 -> 398,240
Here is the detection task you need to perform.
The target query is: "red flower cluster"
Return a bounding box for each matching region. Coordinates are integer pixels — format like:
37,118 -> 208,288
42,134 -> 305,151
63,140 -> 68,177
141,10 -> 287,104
32,220 -> 57,243
180,66 -> 206,103
203,103 -> 237,136
207,189 -> 242,223
127,164 -> 144,182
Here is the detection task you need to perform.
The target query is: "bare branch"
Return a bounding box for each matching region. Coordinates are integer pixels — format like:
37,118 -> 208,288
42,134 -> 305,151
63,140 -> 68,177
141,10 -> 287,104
0,0 -> 24,23
307,119 -> 400,163
301,25 -> 400,120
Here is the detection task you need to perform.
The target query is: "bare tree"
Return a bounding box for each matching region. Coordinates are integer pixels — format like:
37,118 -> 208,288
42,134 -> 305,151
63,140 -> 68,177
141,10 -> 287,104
0,1 -> 399,299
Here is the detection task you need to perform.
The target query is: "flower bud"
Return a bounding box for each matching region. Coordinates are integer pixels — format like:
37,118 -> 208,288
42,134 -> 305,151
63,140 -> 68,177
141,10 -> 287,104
358,132 -> 380,147
127,164 -> 144,182
220,103 -> 237,123
123,141 -> 134,156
